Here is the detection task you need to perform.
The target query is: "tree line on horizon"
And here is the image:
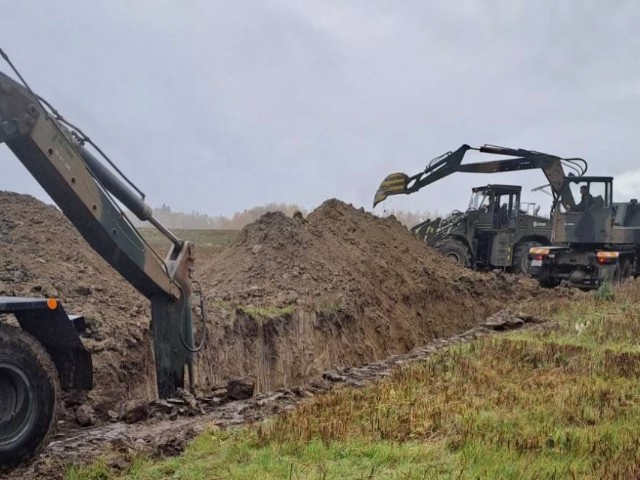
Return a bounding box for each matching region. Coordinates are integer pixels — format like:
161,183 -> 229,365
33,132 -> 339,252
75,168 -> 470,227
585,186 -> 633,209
127,203 -> 439,230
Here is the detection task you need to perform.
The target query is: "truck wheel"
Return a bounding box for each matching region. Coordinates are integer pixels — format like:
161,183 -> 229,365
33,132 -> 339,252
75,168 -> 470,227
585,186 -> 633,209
613,260 -> 632,285
0,324 -> 59,469
513,240 -> 542,275
539,276 -> 561,289
435,238 -> 472,267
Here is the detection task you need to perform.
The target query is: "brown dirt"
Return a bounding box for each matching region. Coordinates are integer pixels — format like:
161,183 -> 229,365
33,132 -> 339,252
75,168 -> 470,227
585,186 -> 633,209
0,193 -> 569,413
0,192 -> 157,409
192,199 -> 568,393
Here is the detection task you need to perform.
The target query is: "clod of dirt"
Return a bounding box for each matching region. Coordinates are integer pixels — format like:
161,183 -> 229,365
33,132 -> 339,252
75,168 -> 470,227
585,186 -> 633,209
75,405 -> 97,427
226,377 -> 255,400
120,400 -> 150,424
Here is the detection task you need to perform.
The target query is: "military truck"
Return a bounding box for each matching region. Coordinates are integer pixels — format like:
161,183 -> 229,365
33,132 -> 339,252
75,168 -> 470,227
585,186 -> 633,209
528,176 -> 640,288
411,184 -> 551,273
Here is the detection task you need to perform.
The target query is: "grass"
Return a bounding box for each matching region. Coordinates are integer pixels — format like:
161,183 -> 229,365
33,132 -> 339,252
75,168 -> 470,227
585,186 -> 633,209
68,281 -> 640,479
239,305 -> 296,317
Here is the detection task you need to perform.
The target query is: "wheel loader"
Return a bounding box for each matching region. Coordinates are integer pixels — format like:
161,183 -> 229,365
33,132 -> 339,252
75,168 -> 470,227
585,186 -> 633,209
411,184 -> 551,273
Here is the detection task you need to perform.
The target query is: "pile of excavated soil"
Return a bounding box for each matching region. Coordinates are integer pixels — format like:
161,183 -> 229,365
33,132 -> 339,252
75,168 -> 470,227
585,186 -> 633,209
0,191 -> 156,409
205,198 -> 541,315
194,199 -> 560,392
0,192 -> 569,414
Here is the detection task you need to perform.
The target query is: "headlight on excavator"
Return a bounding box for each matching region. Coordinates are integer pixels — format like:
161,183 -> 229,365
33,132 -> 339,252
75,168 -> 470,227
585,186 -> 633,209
596,251 -> 620,265
529,247 -> 551,260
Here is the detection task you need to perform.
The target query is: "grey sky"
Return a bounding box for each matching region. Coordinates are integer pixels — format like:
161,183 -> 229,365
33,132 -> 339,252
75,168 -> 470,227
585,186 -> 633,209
1,0 -> 639,218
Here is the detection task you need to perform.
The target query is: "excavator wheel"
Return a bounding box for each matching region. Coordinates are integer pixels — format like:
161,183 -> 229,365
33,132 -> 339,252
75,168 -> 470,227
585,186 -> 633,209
435,238 -> 472,268
513,240 -> 543,275
539,275 -> 561,289
0,324 -> 59,470
612,259 -> 633,285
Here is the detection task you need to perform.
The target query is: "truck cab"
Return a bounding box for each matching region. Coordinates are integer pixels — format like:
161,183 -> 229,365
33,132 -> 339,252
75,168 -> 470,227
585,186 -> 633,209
552,176 -> 614,246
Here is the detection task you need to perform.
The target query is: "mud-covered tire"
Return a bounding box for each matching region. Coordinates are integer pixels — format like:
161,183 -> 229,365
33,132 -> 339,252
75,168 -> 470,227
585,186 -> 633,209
0,324 -> 59,470
435,238 -> 472,268
513,240 -> 543,275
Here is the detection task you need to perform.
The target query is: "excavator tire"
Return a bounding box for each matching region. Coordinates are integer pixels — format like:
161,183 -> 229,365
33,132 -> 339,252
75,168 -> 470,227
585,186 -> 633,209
435,238 -> 472,268
0,324 -> 59,470
612,259 -> 633,285
513,240 -> 543,275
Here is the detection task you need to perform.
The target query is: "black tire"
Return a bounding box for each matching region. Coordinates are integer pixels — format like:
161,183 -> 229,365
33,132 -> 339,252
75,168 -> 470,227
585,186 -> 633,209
539,276 -> 561,289
0,324 -> 59,470
435,238 -> 472,268
612,259 -> 632,285
513,240 -> 543,275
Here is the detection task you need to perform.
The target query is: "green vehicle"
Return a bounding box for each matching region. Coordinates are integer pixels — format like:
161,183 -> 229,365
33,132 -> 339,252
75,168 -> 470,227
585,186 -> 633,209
373,144 -> 589,277
411,184 -> 552,273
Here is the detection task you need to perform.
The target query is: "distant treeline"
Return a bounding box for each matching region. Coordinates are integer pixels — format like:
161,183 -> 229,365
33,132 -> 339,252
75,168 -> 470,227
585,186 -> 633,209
127,203 -> 438,230
384,209 -> 440,228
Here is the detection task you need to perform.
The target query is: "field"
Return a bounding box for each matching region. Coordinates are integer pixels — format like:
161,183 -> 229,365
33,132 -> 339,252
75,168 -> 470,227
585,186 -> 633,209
137,228 -> 239,251
67,282 -> 640,479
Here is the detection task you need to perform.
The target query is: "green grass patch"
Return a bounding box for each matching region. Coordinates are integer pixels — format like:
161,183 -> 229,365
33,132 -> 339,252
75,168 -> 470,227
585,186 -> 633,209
68,281 -> 640,479
240,305 -> 296,318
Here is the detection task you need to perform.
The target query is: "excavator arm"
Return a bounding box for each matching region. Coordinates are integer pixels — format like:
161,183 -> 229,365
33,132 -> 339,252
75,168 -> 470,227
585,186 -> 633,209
373,144 -> 587,209
0,68 -> 196,398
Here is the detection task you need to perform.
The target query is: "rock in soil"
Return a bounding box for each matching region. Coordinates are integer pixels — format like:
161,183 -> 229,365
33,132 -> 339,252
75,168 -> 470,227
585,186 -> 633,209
120,400 -> 150,424
226,377 -> 255,400
75,405 -> 97,427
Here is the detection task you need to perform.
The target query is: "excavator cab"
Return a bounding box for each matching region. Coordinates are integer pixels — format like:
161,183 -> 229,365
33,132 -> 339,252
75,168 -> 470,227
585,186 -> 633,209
553,177 -> 614,245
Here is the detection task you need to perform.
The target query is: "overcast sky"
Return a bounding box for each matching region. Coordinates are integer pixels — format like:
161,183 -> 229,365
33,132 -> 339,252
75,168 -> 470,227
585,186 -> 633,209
1,0 -> 639,218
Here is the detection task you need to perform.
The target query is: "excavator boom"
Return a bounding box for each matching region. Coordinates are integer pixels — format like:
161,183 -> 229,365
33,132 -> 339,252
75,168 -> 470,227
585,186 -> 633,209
373,144 -> 587,208
0,49 -> 209,468
0,68 -> 195,398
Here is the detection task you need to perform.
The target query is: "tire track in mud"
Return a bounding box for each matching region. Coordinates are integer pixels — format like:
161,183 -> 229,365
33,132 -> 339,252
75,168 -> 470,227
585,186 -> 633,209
2,310 -> 545,480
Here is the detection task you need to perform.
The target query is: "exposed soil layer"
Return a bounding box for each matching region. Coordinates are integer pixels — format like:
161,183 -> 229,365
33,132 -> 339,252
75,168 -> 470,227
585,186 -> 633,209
195,199 -> 561,391
0,193 -> 569,412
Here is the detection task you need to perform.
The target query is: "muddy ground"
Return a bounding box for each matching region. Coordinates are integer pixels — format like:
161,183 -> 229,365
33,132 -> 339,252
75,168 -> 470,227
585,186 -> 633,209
0,191 -> 579,476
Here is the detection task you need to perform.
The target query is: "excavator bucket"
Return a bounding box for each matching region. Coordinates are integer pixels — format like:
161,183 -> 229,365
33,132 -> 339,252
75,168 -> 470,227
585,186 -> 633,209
373,172 -> 410,207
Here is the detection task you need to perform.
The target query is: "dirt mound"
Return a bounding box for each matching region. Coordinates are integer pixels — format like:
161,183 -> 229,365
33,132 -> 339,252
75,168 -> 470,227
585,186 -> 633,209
194,199 -> 552,392
206,198 -> 537,320
0,191 -> 155,408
